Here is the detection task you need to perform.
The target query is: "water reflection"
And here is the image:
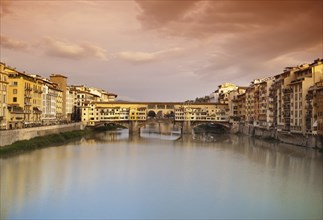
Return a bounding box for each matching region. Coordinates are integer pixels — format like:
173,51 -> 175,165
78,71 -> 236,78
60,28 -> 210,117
140,121 -> 181,140
86,129 -> 130,143
0,130 -> 322,219
192,130 -> 232,143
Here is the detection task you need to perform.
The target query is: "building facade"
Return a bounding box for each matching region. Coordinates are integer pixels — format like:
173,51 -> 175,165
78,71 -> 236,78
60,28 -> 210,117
6,68 -> 43,129
0,63 -> 9,129
50,74 -> 67,120
41,80 -> 59,125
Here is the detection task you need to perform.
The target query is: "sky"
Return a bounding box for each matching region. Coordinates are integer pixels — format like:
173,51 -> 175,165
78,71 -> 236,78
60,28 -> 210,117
0,0 -> 322,101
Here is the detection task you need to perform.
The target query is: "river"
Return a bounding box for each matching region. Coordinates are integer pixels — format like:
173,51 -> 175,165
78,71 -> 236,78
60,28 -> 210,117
0,129 -> 322,219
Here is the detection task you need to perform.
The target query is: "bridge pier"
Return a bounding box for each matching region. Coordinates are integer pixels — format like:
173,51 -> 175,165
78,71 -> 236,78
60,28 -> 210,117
128,121 -> 141,134
182,121 -> 192,134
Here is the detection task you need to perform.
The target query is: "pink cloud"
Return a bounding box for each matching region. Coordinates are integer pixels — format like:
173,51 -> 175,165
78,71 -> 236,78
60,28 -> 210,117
0,35 -> 28,50
42,37 -> 108,61
118,47 -> 183,64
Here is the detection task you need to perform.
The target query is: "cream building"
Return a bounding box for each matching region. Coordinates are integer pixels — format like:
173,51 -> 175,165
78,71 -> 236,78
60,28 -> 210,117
270,67 -> 298,131
289,59 -> 323,134
69,85 -> 117,121
209,83 -> 238,103
41,81 -> 59,125
88,87 -> 118,102
66,87 -> 75,121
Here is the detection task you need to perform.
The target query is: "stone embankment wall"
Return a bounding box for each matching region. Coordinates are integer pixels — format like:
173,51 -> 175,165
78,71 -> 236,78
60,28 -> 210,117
238,124 -> 323,149
0,123 -> 84,147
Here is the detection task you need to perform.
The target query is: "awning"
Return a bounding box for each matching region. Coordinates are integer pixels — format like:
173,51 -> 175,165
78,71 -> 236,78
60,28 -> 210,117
33,107 -> 42,113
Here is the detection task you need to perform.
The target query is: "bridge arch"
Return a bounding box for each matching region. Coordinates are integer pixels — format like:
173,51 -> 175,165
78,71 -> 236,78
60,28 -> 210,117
156,110 -> 163,118
165,110 -> 175,119
192,122 -> 230,133
147,110 -> 156,118
94,121 -> 129,129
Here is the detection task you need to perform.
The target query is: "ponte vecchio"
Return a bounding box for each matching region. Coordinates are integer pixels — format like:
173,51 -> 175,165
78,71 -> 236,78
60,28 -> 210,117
81,102 -> 232,133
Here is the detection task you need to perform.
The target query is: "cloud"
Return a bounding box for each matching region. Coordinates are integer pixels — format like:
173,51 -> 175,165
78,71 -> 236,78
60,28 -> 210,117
135,0 -> 322,82
118,47 -> 183,63
0,35 -> 28,50
135,1 -> 321,37
0,0 -> 12,15
136,0 -> 200,29
42,37 -> 108,61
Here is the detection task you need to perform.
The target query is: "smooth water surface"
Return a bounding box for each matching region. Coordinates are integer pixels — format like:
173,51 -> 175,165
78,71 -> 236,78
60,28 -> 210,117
1,130 -> 322,219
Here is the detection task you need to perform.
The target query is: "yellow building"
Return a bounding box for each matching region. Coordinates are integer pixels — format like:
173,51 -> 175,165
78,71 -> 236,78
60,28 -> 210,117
81,102 -> 148,126
6,68 -> 43,128
227,87 -> 247,123
236,93 -> 246,123
174,103 -> 228,122
50,74 -> 67,120
55,89 -> 63,121
0,63 -> 9,129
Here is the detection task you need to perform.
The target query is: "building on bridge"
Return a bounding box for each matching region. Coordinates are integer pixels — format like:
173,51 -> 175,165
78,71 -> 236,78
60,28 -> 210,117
81,102 -> 230,127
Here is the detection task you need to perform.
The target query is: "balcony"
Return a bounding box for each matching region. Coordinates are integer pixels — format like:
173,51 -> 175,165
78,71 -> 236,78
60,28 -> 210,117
8,105 -> 24,113
283,88 -> 292,93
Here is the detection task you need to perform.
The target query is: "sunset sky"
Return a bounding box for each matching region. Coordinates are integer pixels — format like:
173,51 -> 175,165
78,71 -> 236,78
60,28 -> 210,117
1,0 -> 322,101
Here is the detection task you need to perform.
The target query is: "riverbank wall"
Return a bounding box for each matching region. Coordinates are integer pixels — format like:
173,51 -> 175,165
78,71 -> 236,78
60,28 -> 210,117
238,124 -> 323,149
0,123 -> 84,147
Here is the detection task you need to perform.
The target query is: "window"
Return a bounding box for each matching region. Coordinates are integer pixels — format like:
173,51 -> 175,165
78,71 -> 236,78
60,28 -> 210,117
13,97 -> 17,102
13,89 -> 17,94
12,81 -> 18,86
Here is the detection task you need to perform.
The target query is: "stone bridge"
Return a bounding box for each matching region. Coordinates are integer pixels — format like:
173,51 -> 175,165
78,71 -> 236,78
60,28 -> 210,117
94,119 -> 231,134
